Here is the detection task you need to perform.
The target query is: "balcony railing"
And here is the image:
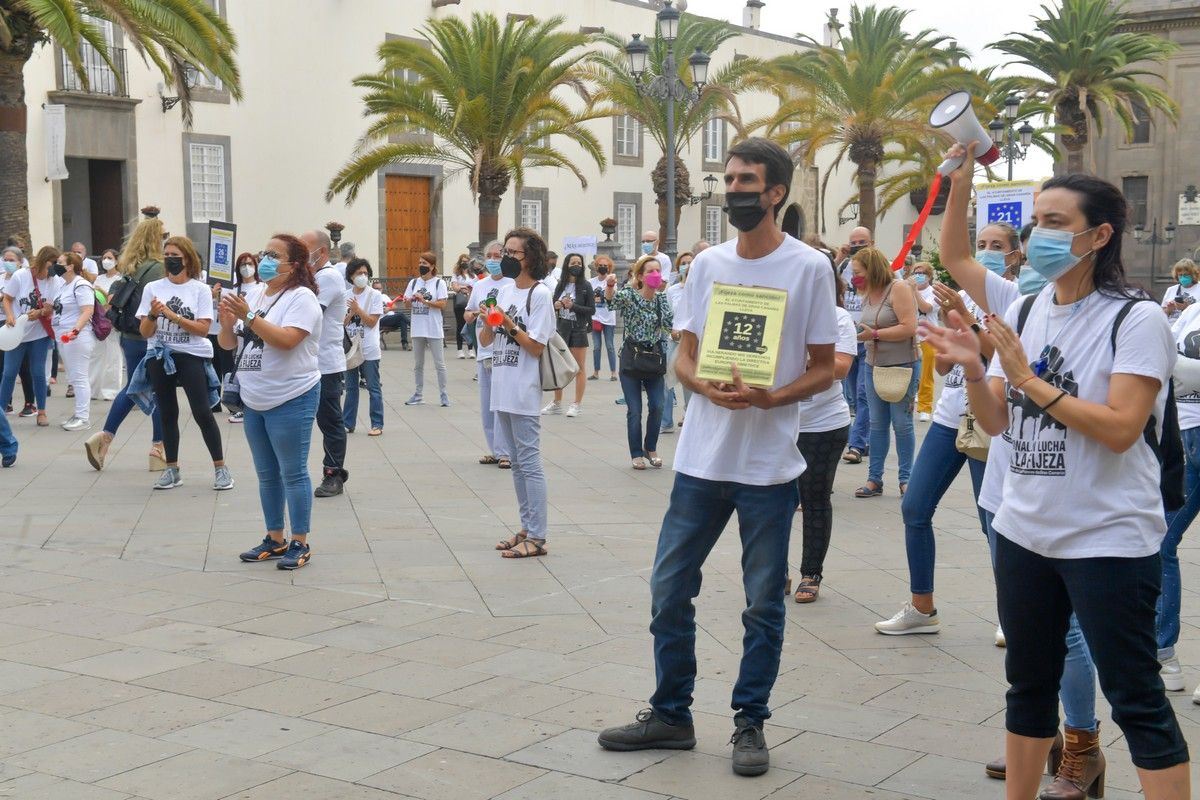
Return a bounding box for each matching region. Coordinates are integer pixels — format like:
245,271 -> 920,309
60,45 -> 128,97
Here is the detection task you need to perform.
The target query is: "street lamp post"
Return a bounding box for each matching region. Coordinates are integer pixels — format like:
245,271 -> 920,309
625,1 -> 711,263
987,93 -> 1035,181
1134,217 -> 1176,281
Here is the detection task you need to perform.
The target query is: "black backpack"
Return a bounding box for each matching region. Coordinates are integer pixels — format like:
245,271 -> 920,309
1016,294 -> 1185,512
105,261 -> 156,336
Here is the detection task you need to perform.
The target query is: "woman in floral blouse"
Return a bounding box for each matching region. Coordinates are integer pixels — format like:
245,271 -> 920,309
606,254 -> 674,469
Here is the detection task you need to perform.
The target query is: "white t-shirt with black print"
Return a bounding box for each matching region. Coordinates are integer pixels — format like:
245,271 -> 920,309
314,266 -> 347,375
135,277 -> 214,359
1162,283 -> 1199,324
2,269 -> 61,343
590,276 -> 616,326
1172,303 -> 1200,430
235,286 -> 322,412
467,276 -> 514,363
489,282 -> 555,416
406,276 -> 447,340
976,271 -> 1023,515
931,291 -> 986,430
988,287 -> 1175,559
798,307 -> 856,434
346,286 -> 385,361
53,276 -> 95,338
674,236 -> 839,485
840,259 -> 863,323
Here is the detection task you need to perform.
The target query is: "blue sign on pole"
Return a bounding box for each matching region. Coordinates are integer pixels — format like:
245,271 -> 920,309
987,201 -> 1023,229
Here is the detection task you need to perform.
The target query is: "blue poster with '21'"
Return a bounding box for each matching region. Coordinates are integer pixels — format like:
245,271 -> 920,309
987,202 -> 1023,228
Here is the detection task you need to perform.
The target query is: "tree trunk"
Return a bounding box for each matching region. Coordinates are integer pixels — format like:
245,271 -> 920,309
655,197 -> 683,246
0,50 -> 30,250
478,194 -> 501,250
857,160 -> 877,237
1065,147 -> 1084,175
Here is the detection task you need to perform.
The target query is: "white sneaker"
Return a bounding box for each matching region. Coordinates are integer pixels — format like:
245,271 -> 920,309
541,402 -> 562,415
61,416 -> 91,432
1191,683 -> 1200,705
457,351 -> 466,359
875,602 -> 940,635
918,412 -> 931,422
565,403 -> 581,417
1161,656 -> 1186,691
995,626 -> 1006,648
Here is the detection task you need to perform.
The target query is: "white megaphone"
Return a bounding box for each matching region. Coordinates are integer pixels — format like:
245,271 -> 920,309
930,91 -> 1001,176
0,314 -> 28,351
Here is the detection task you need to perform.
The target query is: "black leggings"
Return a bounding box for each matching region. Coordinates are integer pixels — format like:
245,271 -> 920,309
146,352 -> 223,465
796,425 -> 850,579
453,298 -> 468,349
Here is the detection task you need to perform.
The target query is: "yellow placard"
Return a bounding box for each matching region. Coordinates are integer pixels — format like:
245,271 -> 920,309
695,282 -> 788,388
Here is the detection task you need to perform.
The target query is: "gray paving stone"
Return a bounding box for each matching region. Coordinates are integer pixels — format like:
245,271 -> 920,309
0,772 -> 135,800
57,646 -> 202,681
262,726 -> 436,781
9,729 -> 189,783
220,771 -> 418,799
162,709 -> 332,757
216,675 -> 372,714
131,659 -> 277,699
405,708 -> 568,758
0,708 -> 98,757
96,749 -> 289,800
71,692 -> 238,737
360,748 -> 544,799
507,728 -> 673,781
620,751 -> 802,799
304,692 -> 461,736
493,771 -> 673,800
768,731 -> 922,786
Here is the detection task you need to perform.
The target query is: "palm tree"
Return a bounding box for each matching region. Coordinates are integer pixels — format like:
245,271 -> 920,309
328,13 -> 607,249
0,1 -> 241,245
992,0 -> 1178,174
587,15 -> 757,241
754,5 -> 976,235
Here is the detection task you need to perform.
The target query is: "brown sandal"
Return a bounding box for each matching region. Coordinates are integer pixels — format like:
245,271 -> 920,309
794,576 -> 821,604
479,454 -> 499,465
501,539 -> 547,559
495,531 -> 527,551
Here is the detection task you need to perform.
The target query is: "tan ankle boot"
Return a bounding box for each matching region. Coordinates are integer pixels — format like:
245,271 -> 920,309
1039,724 -> 1105,800
984,730 -> 1064,779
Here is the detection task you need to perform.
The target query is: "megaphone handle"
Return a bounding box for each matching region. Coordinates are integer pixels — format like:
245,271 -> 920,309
890,173 -> 944,272
938,155 -> 964,177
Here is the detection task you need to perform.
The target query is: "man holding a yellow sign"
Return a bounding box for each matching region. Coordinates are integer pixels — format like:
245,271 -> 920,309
599,138 -> 838,777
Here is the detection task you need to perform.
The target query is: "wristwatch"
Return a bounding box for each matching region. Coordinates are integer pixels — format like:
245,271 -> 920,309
507,327 -> 520,339
245,311 -> 257,326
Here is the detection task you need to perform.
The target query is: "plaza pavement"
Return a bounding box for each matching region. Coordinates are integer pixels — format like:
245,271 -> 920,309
0,341 -> 1198,800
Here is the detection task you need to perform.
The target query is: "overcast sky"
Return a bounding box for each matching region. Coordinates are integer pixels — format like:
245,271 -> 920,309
682,0 -> 1056,180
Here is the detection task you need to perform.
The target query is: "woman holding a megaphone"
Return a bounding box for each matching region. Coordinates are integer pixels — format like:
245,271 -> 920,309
924,140 -> 1190,799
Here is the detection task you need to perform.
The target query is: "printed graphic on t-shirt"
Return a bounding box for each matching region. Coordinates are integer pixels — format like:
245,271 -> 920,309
944,364 -> 964,390
412,288 -> 432,316
593,285 -> 606,307
157,296 -> 197,345
1179,331 -> 1200,405
238,325 -> 266,372
491,302 -> 527,368
1003,346 -> 1078,476
18,289 -> 38,313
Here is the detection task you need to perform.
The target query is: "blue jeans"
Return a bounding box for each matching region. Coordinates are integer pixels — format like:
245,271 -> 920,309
848,344 -> 870,451
243,384 -> 320,535
864,359 -> 919,487
900,422 -> 987,594
661,339 -> 677,430
592,323 -> 616,372
1158,426 -> 1200,658
344,359 -> 383,430
619,373 -> 664,458
984,512 -> 1097,732
844,345 -> 860,412
650,473 -> 799,726
103,337 -> 164,441
0,408 -> 15,459
1,336 -> 50,411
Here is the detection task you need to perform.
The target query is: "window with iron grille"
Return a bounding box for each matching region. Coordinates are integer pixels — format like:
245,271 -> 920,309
189,143 -> 226,222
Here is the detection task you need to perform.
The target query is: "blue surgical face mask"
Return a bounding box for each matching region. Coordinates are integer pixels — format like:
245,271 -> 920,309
641,242 -> 654,255
977,249 -> 1008,275
257,255 -> 280,282
1017,265 -> 1049,296
485,258 -> 502,277
1181,275 -> 1194,288
1025,226 -> 1096,283
1,259 -> 16,274
913,273 -> 928,286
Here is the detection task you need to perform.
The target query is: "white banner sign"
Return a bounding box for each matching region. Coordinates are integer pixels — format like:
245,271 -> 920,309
562,235 -> 598,260
1179,194 -> 1200,226
975,180 -> 1036,235
44,104 -> 68,181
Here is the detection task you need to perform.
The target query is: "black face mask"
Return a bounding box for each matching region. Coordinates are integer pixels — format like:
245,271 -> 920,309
567,264 -> 583,278
597,266 -> 609,276
500,255 -> 522,279
723,191 -> 769,233
849,243 -> 867,255
419,265 -> 431,276
164,256 -> 185,276
52,264 -> 67,277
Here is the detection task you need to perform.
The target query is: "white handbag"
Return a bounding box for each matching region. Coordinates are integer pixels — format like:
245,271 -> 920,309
523,287 -> 578,391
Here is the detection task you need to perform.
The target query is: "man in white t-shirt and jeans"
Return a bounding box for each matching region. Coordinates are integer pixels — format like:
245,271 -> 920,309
301,229 -> 350,498
599,138 -> 838,777
640,230 -> 674,284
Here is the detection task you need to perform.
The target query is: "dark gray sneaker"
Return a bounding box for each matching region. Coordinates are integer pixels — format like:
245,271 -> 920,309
731,718 -> 769,776
597,708 -> 696,752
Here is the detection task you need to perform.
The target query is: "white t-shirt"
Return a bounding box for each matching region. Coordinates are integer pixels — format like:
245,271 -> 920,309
540,267 -> 561,293
798,307 -> 856,434
653,252 -> 672,276
2,269 -> 61,343
80,256 -> 99,277
988,289 -> 1174,559
406,276 -> 447,339
95,272 -> 120,296
1162,283 -> 1199,323
468,276 -> 515,362
840,259 -> 863,323
135,277 -> 213,358
590,276 -> 616,326
490,282 -> 555,416
914,284 -> 935,342
1172,303 -> 1200,430
239,281 -> 266,308
208,286 -> 231,336
314,266 -> 347,375
976,271 -> 1023,515
674,236 -> 839,484
235,286 -> 322,412
665,282 -> 687,331
930,291 -> 986,430
346,286 -> 385,361
53,276 -> 95,337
